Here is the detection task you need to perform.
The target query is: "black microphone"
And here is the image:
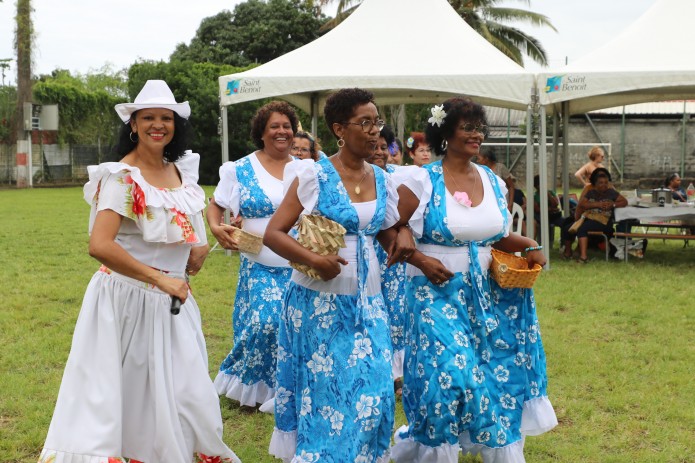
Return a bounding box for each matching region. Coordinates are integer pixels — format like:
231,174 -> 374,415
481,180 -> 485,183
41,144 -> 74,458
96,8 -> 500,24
171,297 -> 182,315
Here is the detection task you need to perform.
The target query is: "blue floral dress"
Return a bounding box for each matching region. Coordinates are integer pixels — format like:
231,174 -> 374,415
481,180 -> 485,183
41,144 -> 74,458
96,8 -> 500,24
269,158 -> 398,463
213,153 -> 295,407
375,164 -> 407,378
391,161 -> 557,463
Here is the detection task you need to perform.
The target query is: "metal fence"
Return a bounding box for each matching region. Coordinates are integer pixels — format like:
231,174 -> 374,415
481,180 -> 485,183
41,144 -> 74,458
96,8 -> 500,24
0,143 -> 108,186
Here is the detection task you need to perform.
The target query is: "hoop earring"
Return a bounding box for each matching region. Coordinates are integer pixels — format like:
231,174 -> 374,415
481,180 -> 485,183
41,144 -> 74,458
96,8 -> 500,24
129,132 -> 138,143
337,138 -> 345,148
441,139 -> 448,152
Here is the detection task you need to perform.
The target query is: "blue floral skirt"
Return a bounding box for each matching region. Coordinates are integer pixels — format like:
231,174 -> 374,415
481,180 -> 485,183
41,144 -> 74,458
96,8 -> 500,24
393,270 -> 556,461
214,255 -> 291,407
271,282 -> 395,463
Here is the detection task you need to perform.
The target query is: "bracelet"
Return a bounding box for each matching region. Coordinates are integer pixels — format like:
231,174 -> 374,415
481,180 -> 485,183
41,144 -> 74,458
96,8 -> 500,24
524,245 -> 543,253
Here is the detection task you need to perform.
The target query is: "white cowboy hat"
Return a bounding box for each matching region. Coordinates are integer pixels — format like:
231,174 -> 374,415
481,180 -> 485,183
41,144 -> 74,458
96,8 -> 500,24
114,80 -> 191,123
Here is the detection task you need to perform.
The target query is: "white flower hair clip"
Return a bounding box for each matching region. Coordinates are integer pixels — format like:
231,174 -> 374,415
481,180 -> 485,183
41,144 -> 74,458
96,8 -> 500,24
428,104 -> 447,127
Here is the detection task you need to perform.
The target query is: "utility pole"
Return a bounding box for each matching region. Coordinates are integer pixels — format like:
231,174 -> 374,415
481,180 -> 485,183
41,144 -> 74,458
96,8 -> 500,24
15,0 -> 33,188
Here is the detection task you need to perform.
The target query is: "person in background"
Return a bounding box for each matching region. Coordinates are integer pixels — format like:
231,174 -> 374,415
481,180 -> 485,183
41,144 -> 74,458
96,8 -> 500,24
207,101 -> 299,409
476,150 -> 515,212
512,175 -> 527,235
563,168 -> 627,262
264,88 -> 400,463
390,96 -> 557,462
387,137 -> 404,165
574,145 -> 606,187
369,123 -> 407,395
406,131 -> 432,166
37,80 -> 239,463
665,172 -> 687,202
533,174 -> 565,240
291,130 -> 322,161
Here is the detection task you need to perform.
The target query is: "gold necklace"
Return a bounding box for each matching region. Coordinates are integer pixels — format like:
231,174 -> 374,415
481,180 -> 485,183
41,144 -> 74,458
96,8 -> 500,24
443,162 -> 477,195
337,154 -> 368,195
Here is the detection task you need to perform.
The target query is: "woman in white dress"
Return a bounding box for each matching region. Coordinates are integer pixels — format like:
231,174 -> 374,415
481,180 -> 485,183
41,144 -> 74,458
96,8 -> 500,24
37,80 -> 240,463
207,101 -> 299,408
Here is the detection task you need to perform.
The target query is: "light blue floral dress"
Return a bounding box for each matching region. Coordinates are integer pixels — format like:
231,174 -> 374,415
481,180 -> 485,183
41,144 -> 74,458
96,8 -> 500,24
213,153 -> 295,407
269,158 -> 398,463
374,163 -> 407,378
391,161 -> 557,463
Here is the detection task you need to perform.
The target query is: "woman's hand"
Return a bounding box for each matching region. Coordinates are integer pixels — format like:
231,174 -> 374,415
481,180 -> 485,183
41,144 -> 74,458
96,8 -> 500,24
210,222 -> 241,251
155,274 -> 190,303
525,249 -> 546,269
416,255 -> 454,285
386,226 -> 416,267
312,254 -> 349,281
186,244 -> 209,276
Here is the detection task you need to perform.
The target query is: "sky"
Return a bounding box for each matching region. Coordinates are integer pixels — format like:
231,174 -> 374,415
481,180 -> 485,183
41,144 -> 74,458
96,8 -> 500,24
0,0 -> 658,85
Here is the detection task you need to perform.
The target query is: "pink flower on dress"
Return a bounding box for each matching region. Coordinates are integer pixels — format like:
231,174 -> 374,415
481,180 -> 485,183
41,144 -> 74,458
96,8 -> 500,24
453,191 -> 472,207
130,182 -> 147,217
171,208 -> 199,243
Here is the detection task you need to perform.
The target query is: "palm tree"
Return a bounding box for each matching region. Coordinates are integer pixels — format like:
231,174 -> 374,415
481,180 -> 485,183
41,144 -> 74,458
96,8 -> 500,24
319,0 -> 556,67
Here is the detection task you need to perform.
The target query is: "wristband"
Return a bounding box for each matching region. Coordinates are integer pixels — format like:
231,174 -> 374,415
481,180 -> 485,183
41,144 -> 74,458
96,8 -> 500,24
524,245 -> 543,253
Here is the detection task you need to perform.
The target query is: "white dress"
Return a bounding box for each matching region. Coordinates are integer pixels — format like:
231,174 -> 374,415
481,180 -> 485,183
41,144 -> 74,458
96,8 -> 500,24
38,152 -> 240,463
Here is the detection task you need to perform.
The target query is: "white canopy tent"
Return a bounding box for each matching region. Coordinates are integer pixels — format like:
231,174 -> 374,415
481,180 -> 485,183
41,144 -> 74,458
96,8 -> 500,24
536,0 -> 695,218
218,0 -> 555,260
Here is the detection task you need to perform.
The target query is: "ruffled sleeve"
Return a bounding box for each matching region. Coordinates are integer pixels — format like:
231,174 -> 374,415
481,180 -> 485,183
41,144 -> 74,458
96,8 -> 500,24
283,158 -> 318,215
382,169 -> 401,230
213,161 -> 240,217
83,152 -> 207,245
400,167 -> 432,239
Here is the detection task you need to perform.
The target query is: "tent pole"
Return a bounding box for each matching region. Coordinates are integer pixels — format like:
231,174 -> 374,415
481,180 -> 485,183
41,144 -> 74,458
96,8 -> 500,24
220,104 -> 231,255
539,104 -> 550,266
562,101 -> 570,217
681,100 -> 687,176
621,106 -> 626,182
310,93 -> 319,135
552,111 -> 559,192
221,105 -> 229,164
525,89 -> 535,241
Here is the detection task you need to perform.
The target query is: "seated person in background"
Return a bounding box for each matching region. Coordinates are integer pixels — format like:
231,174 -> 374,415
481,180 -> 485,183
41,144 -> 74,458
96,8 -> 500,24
574,145 -> 605,187
665,172 -> 687,202
533,174 -> 565,239
512,176 -> 527,235
562,168 -> 627,262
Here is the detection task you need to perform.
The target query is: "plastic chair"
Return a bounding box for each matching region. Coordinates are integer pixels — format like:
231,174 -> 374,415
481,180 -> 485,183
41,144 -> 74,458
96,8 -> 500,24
511,202 -> 524,255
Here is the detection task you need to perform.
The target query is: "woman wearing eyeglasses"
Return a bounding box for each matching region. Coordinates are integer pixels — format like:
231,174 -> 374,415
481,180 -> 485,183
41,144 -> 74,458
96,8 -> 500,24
406,132 -> 432,167
291,130 -> 321,161
390,97 -> 557,463
264,88 -> 403,463
207,101 -> 300,410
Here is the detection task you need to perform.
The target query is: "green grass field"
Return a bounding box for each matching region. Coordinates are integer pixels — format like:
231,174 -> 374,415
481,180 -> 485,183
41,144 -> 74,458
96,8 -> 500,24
1,187 -> 694,463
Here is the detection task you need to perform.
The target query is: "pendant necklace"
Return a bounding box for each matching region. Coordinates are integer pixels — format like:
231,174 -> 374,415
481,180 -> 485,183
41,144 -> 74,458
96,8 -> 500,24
443,162 -> 478,196
337,153 -> 368,195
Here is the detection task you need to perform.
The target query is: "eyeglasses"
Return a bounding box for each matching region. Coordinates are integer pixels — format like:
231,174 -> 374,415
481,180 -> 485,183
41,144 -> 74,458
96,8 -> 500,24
344,119 -> 385,133
291,146 -> 311,155
459,123 -> 489,136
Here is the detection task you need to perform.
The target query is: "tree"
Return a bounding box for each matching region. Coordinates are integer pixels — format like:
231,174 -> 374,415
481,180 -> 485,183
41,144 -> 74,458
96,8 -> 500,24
171,0 -> 328,67
32,68 -> 127,147
320,0 -> 556,67
15,0 -> 32,142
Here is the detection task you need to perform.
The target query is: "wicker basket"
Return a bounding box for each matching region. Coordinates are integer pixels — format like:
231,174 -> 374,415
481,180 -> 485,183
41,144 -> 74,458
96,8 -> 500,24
290,214 -> 347,280
490,249 -> 542,289
229,226 -> 264,255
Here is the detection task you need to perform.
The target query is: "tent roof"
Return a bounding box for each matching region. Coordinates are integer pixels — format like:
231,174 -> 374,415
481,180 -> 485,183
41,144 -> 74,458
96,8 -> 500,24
219,0 -> 533,112
537,0 -> 695,114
